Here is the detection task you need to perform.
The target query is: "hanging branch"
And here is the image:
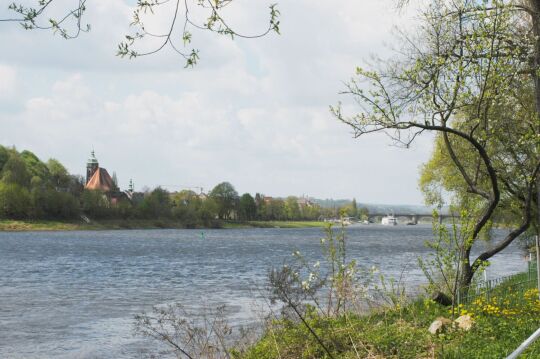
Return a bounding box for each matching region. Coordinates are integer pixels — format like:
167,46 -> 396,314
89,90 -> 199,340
1,0 -> 280,67
334,0 -> 539,286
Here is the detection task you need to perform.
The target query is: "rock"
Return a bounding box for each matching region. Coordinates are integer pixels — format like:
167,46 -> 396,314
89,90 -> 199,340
431,291 -> 452,306
455,315 -> 474,331
428,317 -> 452,335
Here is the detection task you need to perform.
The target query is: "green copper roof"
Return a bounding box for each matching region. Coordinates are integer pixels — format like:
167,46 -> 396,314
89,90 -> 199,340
87,150 -> 98,164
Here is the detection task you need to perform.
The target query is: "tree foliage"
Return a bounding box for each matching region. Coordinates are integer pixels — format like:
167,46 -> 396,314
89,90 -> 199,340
1,0 -> 280,67
238,193 -> 257,221
209,182 -> 239,219
0,147 -> 85,219
334,0 -> 539,286
0,182 -> 31,219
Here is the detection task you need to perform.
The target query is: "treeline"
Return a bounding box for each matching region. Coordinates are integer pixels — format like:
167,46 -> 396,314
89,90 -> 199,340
0,146 -> 84,219
0,145 -> 368,225
82,182 -> 366,227
173,183 -> 366,223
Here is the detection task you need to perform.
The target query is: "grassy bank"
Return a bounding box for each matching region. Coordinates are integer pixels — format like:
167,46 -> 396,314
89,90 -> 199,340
0,219 -> 88,231
239,277 -> 540,358
0,219 -> 193,231
223,220 -> 327,229
0,219 -> 327,231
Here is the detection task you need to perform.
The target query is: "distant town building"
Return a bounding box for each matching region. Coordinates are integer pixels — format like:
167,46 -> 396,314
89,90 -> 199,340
86,150 -> 99,184
84,150 -> 127,205
85,150 -> 116,192
86,168 -> 115,192
297,196 -> 314,207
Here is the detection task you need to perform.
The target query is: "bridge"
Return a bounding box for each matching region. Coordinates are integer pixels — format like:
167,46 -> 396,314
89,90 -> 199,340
321,212 -> 453,225
367,212 -> 452,224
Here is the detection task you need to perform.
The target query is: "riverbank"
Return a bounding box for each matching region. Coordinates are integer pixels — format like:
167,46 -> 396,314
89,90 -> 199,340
0,225 -> 525,358
222,220 -> 327,229
240,271 -> 540,358
0,219 -> 328,231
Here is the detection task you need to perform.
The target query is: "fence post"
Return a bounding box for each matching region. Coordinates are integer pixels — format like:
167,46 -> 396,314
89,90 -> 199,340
506,327 -> 540,359
536,235 -> 540,301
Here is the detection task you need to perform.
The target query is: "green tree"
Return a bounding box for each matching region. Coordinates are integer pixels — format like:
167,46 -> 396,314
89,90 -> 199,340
303,204 -> 323,221
1,154 -> 31,187
172,190 -> 200,207
172,190 -> 203,226
0,145 -> 9,172
139,187 -> 172,219
20,150 -> 49,181
284,196 -> 301,220
200,197 -> 218,223
81,190 -> 111,219
239,193 -> 257,221
346,198 -> 358,218
0,147 -> 88,220
113,198 -> 135,220
66,175 -> 85,197
32,188 -> 79,219
265,198 -> 286,220
0,182 -> 31,219
358,207 -> 369,221
255,193 -> 267,220
47,159 -> 70,189
333,0 -> 539,286
209,182 -> 239,220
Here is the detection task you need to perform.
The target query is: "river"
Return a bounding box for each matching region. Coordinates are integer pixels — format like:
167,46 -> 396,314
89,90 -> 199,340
0,225 -> 526,358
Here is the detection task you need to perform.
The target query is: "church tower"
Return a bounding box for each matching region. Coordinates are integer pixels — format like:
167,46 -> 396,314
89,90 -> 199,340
86,150 -> 99,185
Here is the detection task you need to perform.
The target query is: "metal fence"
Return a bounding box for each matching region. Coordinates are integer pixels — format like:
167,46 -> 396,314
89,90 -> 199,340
457,260 -> 538,307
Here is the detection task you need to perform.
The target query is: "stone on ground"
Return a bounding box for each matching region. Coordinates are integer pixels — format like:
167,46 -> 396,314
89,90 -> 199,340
455,314 -> 474,331
428,317 -> 452,335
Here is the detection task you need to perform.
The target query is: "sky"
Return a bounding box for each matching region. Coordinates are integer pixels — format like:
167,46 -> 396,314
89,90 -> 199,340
0,0 -> 434,205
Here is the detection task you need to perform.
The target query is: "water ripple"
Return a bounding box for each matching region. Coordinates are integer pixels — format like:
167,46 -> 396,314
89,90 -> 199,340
0,225 -> 525,358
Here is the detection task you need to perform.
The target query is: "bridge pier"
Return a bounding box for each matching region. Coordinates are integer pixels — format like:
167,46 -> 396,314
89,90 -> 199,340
366,212 -> 449,224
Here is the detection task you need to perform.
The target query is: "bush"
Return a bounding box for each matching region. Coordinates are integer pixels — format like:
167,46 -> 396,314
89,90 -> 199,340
81,190 -> 111,219
0,182 -> 31,219
31,189 -> 80,219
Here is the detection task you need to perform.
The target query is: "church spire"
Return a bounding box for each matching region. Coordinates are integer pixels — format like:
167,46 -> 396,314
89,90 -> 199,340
86,149 -> 99,184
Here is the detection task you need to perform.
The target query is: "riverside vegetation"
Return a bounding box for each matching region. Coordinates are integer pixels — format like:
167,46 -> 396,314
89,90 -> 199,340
127,0 -> 540,352
2,0 -> 539,357
0,145 -> 364,230
134,222 -> 540,359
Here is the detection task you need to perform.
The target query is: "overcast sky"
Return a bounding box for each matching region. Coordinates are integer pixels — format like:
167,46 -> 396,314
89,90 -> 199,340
0,0 -> 433,204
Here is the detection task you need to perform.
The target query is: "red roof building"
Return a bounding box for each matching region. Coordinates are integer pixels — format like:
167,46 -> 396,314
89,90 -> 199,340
85,167 -> 115,192
84,150 -> 117,192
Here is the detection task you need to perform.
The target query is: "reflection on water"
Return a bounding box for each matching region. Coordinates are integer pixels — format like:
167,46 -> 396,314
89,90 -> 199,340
0,225 -> 525,358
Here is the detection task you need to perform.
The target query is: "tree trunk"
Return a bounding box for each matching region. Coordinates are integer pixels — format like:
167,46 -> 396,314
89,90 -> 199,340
460,255 -> 474,289
529,1 -> 540,117
529,0 -> 540,243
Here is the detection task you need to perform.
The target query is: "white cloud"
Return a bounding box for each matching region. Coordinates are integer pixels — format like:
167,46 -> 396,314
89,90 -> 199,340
0,64 -> 16,98
0,1 -> 433,204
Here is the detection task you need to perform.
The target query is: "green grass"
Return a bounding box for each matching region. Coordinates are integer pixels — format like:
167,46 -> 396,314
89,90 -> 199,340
243,221 -> 327,229
238,276 -> 540,359
0,219 -> 328,231
0,219 -> 196,231
0,219 -> 87,231
203,220 -> 327,229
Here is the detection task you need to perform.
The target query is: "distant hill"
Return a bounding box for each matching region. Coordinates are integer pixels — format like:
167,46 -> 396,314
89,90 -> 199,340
311,198 -> 447,215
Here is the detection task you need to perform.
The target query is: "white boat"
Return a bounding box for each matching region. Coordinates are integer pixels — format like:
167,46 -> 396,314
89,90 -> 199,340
381,214 -> 398,226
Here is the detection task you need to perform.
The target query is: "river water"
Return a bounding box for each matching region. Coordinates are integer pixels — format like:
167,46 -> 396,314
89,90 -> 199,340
0,225 -> 526,358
